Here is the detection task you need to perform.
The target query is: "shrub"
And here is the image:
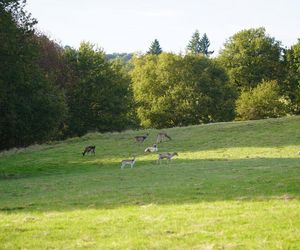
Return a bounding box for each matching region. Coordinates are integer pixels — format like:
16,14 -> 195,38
236,80 -> 288,120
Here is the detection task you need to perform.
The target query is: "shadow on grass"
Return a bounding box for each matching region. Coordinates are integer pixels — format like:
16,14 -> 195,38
0,157 -> 300,213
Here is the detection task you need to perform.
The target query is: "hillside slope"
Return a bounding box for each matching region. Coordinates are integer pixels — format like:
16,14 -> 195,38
0,116 -> 300,249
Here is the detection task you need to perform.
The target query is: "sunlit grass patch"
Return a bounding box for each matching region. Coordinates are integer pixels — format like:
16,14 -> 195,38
0,116 -> 300,249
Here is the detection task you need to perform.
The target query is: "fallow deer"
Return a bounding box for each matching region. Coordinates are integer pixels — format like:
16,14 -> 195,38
134,133 -> 149,143
157,152 -> 178,164
156,132 -> 172,144
121,157 -> 136,169
144,144 -> 158,153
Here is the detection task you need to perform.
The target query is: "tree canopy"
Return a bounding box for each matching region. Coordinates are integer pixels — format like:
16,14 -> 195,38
131,53 -> 235,128
65,42 -> 132,135
0,0 -> 66,149
218,27 -> 284,91
284,39 -> 300,113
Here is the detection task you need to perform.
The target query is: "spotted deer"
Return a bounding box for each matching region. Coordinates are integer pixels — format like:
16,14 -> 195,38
157,152 -> 178,164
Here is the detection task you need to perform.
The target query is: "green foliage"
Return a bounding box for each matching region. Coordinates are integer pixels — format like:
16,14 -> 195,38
131,53 -> 235,128
218,27 -> 284,91
236,80 -> 288,120
0,0 -> 66,149
283,39 -> 300,114
65,42 -> 132,135
147,39 -> 163,55
34,33 -> 68,89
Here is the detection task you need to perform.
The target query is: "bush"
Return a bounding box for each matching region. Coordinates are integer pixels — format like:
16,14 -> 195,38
236,80 -> 288,120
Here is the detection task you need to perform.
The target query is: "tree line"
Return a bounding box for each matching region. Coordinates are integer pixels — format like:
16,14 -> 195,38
1,0 -> 300,150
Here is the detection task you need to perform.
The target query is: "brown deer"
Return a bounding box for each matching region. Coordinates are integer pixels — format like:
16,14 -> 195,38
82,145 -> 96,156
134,133 -> 149,143
157,152 -> 178,164
156,132 -> 172,144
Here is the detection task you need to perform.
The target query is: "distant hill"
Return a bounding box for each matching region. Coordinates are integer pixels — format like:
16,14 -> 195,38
106,53 -> 133,62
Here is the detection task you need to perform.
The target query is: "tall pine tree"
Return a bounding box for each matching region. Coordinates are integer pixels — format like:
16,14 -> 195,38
200,33 -> 214,56
186,30 -> 201,54
147,39 -> 162,55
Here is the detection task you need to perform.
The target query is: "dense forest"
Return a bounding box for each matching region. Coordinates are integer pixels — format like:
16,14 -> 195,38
1,0 -> 300,150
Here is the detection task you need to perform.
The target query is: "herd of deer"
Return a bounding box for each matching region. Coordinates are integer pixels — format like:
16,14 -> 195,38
82,132 -> 178,169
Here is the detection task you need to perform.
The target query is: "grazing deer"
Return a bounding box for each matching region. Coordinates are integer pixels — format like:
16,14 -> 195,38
134,133 -> 149,143
121,157 -> 136,169
158,152 -> 178,164
82,145 -> 96,156
144,144 -> 158,153
156,132 -> 172,144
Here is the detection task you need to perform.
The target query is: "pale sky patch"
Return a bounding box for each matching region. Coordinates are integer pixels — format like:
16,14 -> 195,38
25,0 -> 300,54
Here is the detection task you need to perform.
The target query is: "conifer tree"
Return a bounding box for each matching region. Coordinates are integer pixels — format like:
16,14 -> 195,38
199,33 -> 214,56
147,39 -> 162,55
186,30 -> 201,54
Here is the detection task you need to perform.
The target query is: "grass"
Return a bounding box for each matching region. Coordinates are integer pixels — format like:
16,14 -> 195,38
0,116 -> 300,249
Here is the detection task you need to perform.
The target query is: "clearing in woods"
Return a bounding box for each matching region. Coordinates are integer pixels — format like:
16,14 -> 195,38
0,116 -> 300,249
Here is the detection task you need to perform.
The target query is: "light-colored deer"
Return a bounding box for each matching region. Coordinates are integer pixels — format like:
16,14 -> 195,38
157,152 -> 178,164
121,157 -> 136,169
156,132 -> 172,144
144,144 -> 158,153
134,133 -> 149,143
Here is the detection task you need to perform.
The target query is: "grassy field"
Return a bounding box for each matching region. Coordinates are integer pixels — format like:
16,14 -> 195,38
1,116 -> 300,249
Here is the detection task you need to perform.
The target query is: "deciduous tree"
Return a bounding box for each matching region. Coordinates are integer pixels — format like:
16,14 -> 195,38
218,27 -> 284,91
65,42 -> 132,135
0,0 -> 66,149
283,39 -> 300,113
131,53 -> 235,128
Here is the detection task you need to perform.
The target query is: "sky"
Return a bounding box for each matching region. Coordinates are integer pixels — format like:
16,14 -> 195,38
26,0 -> 300,54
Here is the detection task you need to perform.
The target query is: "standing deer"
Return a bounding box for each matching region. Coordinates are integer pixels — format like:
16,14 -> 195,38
82,145 -> 96,156
156,132 -> 172,144
134,133 -> 149,143
157,152 -> 178,164
121,157 -> 136,169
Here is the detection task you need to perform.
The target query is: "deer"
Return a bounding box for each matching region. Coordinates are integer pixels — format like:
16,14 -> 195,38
82,145 -> 96,156
134,133 -> 149,143
157,152 -> 178,164
121,157 -> 136,169
144,144 -> 158,153
156,132 -> 172,144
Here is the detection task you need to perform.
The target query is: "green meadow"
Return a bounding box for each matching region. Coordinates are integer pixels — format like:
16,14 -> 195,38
1,116 -> 300,249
